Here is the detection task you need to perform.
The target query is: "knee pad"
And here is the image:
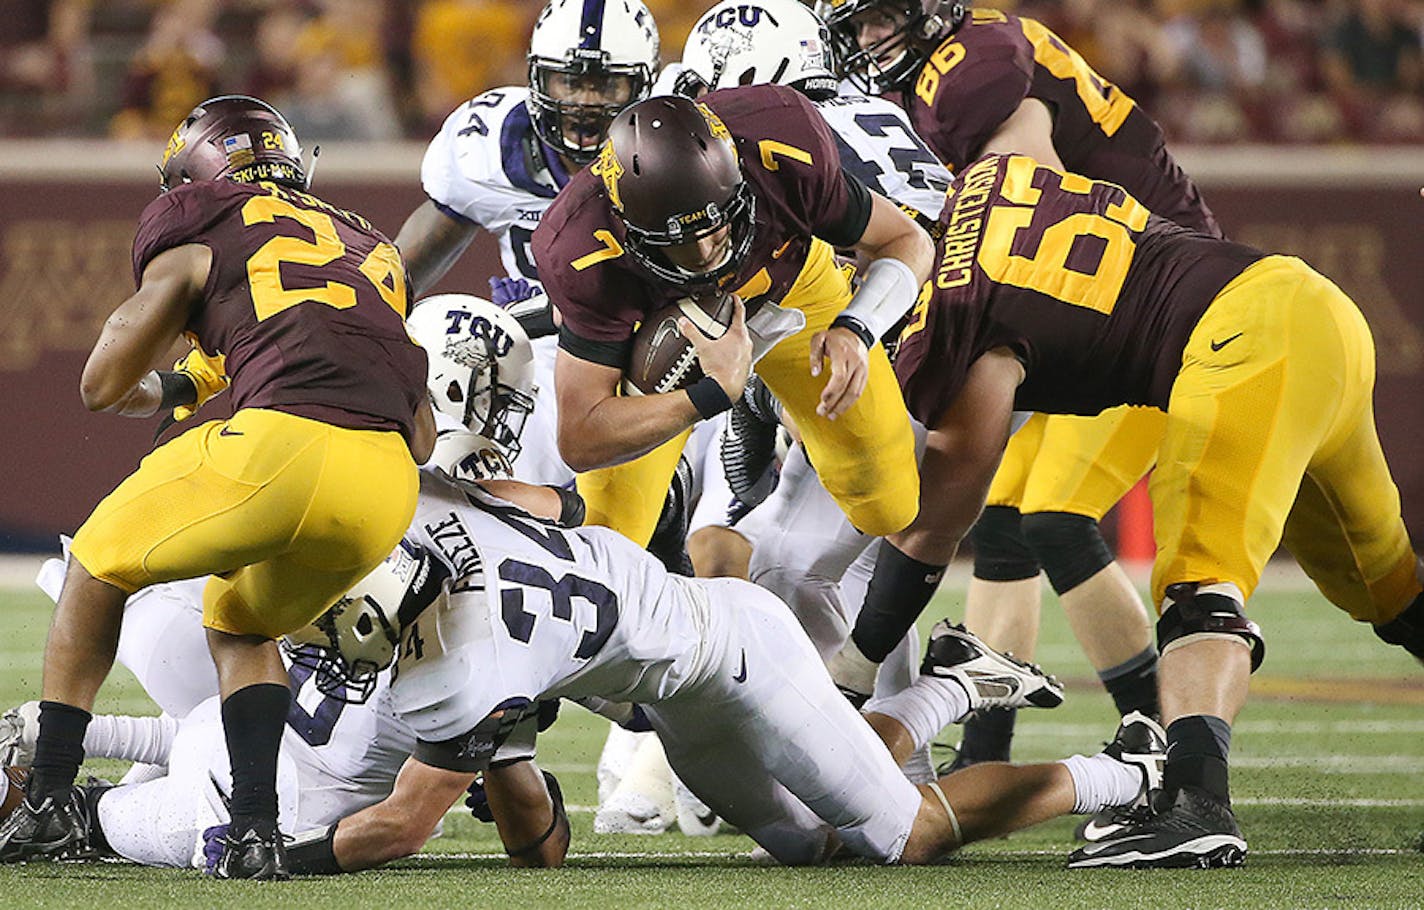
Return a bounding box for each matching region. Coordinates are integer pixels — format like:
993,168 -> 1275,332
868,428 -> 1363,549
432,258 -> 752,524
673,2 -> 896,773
1019,511 -> 1113,594
1374,594 -> 1424,660
1157,583 -> 1265,672
970,506 -> 1040,582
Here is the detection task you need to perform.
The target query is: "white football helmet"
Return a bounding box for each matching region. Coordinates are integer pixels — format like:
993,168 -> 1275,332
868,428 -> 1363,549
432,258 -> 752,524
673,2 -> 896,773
283,542 -> 432,704
679,0 -> 839,100
407,294 -> 536,482
528,0 -> 660,165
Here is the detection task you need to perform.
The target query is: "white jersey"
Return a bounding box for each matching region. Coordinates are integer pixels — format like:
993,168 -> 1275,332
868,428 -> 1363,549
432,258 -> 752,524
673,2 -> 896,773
812,91 -> 949,220
421,87 -> 578,487
421,86 -> 562,293
394,472 -> 712,750
394,473 -> 925,864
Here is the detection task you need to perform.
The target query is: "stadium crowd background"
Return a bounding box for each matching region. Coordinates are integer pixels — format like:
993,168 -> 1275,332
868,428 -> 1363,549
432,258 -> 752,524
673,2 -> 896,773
2,0 -> 1422,145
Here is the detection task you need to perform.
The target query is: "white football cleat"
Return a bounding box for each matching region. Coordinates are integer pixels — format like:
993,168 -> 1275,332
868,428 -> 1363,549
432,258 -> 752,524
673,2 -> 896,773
593,791 -> 674,835
673,776 -> 720,837
0,702 -> 40,767
920,621 -> 1064,710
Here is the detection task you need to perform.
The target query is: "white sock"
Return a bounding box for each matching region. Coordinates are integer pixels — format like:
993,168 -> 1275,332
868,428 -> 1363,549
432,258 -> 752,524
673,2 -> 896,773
84,714 -> 178,766
1060,753 -> 1142,814
866,674 -> 971,752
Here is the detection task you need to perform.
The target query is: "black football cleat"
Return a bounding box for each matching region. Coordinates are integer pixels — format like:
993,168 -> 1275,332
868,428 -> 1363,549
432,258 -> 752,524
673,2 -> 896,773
921,620 -> 1064,711
209,821 -> 291,881
1067,786 -> 1246,869
0,791 -> 93,863
1075,712 -> 1167,842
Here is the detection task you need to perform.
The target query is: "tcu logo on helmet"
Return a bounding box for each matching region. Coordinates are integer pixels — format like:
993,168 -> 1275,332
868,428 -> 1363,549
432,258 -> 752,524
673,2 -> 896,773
701,4 -> 781,32
442,311 -> 515,358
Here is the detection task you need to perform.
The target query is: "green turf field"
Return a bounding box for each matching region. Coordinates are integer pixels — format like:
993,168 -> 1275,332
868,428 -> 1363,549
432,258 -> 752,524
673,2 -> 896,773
0,573 -> 1420,909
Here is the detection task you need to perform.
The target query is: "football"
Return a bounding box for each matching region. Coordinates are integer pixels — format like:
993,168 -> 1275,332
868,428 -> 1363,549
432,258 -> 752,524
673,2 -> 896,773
0,767 -> 28,822
622,294 -> 736,396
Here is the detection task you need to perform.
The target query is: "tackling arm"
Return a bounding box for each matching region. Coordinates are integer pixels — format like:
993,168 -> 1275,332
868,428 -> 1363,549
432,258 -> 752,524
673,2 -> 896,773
891,348 -> 1025,563
80,244 -> 211,415
394,200 -> 481,298
328,755 -> 475,871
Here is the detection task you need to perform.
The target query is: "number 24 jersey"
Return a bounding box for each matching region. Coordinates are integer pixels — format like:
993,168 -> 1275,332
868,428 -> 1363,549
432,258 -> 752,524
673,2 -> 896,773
131,179 -> 427,441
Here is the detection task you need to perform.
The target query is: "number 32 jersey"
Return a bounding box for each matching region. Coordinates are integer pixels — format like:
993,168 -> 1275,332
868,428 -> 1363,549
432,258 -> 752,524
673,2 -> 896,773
895,154 -> 1262,423
131,180 -> 428,441
393,472 -> 713,754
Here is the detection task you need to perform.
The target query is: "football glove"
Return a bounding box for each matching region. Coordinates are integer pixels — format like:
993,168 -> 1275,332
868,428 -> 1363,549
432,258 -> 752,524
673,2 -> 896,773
171,344 -> 229,422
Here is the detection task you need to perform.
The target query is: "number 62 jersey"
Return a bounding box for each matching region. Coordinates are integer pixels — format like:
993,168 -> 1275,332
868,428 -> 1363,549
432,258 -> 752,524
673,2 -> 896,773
895,153 -> 1263,424
391,471 -> 715,768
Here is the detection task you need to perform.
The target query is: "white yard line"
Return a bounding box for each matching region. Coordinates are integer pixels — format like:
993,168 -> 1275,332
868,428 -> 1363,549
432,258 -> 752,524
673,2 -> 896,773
418,847 -> 1412,862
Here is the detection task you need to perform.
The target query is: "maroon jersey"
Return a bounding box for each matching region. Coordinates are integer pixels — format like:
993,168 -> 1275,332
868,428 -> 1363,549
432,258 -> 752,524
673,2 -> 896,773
131,180 -> 428,441
902,8 -> 1220,237
535,84 -> 869,366
894,154 -> 1263,425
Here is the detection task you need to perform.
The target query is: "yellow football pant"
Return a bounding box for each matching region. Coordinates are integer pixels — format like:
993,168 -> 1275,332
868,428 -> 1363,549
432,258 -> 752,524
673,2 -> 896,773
1150,256 -> 1421,624
579,239 -> 920,544
71,408 -> 419,639
987,406 -> 1166,519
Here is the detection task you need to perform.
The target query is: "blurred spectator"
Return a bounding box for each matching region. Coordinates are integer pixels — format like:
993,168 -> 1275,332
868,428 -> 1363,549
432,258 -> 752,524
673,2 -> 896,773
412,0 -> 529,133
645,0 -> 700,56
1162,1 -> 1268,92
0,0 -> 94,136
243,5 -> 306,103
110,0 -> 222,139
276,0 -> 402,140
1322,0 -> 1422,94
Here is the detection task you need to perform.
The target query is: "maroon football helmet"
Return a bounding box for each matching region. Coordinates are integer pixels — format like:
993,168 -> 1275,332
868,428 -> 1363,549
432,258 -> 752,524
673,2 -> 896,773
815,1 -> 966,94
595,95 -> 756,291
158,95 -> 306,192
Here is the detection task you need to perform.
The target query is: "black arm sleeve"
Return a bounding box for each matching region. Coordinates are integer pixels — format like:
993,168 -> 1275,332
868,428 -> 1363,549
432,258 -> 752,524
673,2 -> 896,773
814,169 -> 874,249
414,705 -> 530,774
557,324 -> 632,369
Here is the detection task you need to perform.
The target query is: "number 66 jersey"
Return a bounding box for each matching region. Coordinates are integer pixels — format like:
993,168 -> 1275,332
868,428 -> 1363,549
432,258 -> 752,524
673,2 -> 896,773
393,472 -> 714,757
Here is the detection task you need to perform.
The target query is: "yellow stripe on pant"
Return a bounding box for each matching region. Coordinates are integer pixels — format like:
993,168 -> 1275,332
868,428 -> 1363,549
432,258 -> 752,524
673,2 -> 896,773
1149,255 -> 1421,624
577,238 -> 920,544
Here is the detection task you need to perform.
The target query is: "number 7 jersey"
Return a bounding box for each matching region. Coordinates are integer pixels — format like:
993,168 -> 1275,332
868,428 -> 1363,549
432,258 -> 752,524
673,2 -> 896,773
895,154 -> 1263,424
130,179 -> 428,440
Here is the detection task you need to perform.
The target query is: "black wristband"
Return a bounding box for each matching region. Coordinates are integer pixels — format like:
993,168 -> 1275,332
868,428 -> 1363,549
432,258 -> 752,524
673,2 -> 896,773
286,823 -> 343,875
686,376 -> 734,420
548,485 -> 586,527
830,314 -> 875,350
156,370 -> 199,409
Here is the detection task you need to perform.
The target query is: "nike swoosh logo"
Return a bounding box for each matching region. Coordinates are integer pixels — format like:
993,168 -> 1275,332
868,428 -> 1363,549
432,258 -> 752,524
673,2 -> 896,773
1079,833 -> 1158,856
771,240 -> 792,259
1210,332 -> 1243,352
218,426 -> 244,437
732,649 -> 747,684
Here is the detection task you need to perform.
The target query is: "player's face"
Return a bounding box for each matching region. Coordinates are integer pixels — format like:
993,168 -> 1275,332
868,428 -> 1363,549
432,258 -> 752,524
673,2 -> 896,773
543,70 -> 638,152
847,2 -> 912,68
664,225 -> 733,276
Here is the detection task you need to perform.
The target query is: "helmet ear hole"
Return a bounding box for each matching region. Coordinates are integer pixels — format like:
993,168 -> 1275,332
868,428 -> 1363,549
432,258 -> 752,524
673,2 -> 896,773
356,613 -> 374,636
446,380 -> 464,403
